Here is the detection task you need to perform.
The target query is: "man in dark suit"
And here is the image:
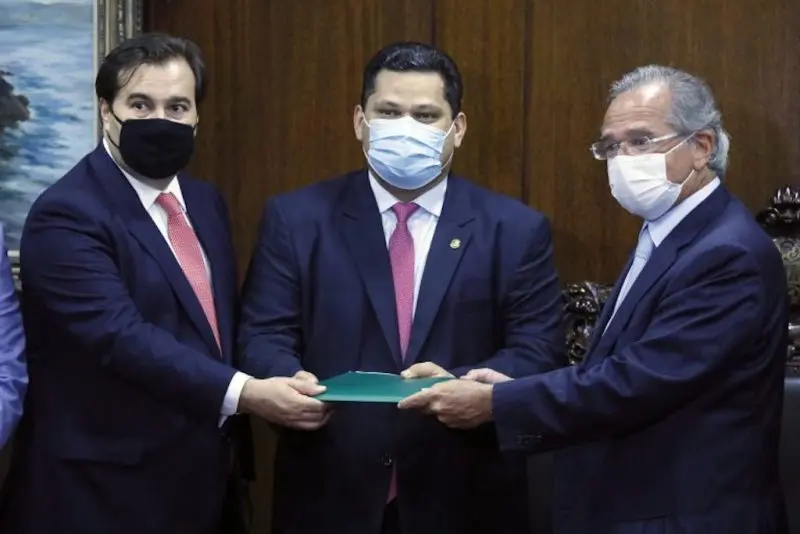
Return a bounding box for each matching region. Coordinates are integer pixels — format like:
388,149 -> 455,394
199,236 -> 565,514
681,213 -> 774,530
401,65 -> 789,533
0,33 -> 304,534
237,42 -> 565,534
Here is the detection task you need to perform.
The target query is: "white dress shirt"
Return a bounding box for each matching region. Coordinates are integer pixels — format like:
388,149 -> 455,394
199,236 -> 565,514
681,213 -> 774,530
368,173 -> 447,315
102,140 -> 249,422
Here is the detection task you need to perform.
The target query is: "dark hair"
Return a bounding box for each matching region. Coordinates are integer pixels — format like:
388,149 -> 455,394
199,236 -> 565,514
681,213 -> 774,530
95,32 -> 206,105
361,42 -> 463,117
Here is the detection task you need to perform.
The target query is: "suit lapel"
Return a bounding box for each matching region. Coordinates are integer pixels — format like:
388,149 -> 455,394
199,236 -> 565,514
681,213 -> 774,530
338,172 -> 402,364
585,254 -> 633,358
88,146 -> 221,357
406,178 -> 475,364
589,186 -> 732,361
591,242 -> 677,358
183,182 -> 229,361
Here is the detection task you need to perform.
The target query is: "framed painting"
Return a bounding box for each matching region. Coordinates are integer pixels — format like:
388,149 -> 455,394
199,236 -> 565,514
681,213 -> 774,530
0,0 -> 143,285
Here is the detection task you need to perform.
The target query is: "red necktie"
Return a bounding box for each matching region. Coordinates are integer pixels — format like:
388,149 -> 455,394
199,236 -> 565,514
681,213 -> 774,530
387,201 -> 419,502
156,192 -> 220,350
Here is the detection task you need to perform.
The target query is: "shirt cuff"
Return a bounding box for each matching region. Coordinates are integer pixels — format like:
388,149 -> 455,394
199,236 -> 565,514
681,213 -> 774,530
221,371 -> 252,417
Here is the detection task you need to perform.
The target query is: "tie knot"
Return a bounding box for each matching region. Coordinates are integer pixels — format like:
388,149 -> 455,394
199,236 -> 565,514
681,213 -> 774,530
636,227 -> 654,260
156,192 -> 183,217
391,202 -> 419,224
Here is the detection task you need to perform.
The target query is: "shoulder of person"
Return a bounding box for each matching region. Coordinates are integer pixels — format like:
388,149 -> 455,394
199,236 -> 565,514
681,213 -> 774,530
451,175 -> 549,228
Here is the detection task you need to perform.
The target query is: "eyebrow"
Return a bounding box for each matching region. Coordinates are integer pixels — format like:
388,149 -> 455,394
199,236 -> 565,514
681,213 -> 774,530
373,100 -> 443,112
126,93 -> 193,106
599,128 -> 654,142
412,103 -> 443,113
373,100 -> 401,109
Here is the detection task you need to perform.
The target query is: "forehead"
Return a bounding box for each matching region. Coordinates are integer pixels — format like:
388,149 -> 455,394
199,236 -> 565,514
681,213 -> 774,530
116,58 -> 195,102
601,83 -> 672,138
368,70 -> 449,109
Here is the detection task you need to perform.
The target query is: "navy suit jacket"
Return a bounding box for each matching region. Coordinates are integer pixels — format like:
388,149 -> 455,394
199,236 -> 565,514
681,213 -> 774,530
0,145 -> 243,534
238,170 -> 565,534
493,187 -> 789,534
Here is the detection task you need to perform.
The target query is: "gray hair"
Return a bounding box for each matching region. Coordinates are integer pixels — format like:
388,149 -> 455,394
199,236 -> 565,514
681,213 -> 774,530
609,65 -> 730,177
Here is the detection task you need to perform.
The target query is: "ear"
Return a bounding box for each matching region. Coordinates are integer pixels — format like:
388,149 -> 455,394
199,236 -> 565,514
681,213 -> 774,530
99,98 -> 111,128
692,129 -> 714,170
353,105 -> 366,142
452,112 -> 467,149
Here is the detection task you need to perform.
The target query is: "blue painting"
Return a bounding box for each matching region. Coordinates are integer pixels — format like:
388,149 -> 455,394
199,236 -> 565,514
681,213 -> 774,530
0,0 -> 96,250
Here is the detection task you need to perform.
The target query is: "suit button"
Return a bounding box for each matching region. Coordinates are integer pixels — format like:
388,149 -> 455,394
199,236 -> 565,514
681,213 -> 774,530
517,434 -> 541,447
381,454 -> 393,467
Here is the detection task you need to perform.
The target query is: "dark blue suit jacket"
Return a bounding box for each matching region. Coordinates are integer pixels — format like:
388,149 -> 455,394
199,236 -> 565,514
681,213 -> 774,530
238,170 -> 565,534
493,187 -> 789,534
0,145 -> 241,534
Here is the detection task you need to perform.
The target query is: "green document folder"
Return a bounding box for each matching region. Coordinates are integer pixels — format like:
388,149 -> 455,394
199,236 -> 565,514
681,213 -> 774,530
315,371 -> 451,403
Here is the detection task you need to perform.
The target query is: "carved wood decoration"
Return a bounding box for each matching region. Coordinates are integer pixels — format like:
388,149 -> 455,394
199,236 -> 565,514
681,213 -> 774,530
562,185 -> 800,374
756,185 -> 800,374
562,281 -> 611,365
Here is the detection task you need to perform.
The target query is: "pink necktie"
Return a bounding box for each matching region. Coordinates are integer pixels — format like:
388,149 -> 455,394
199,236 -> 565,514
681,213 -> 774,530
387,201 -> 419,502
156,192 -> 220,351
389,202 -> 419,358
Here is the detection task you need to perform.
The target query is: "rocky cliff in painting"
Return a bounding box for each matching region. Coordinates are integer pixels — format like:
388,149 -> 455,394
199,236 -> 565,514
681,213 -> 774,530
0,70 -> 30,136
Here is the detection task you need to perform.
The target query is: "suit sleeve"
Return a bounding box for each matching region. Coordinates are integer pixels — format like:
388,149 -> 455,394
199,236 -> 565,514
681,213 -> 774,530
0,228 -> 27,448
20,200 -> 235,421
237,199 -> 304,378
450,215 -> 565,378
491,245 -> 766,452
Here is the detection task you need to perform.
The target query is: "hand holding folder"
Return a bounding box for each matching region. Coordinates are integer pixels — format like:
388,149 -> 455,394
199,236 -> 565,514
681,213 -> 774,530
315,371 -> 453,403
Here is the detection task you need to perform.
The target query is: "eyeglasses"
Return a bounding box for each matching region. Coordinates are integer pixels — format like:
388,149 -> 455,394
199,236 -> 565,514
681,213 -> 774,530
590,132 -> 682,161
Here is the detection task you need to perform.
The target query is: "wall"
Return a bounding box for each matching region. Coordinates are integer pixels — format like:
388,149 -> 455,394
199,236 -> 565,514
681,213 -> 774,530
147,1 -> 800,531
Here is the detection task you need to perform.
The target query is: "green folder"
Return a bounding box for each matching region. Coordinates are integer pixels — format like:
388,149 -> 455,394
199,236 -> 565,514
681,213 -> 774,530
315,371 -> 452,403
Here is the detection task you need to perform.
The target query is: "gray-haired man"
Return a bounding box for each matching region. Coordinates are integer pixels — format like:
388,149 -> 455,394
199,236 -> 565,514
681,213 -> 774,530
400,65 -> 789,533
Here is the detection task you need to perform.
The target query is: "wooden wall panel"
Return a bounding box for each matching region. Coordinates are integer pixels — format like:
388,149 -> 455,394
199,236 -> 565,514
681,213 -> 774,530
434,0 -> 529,198
526,0 -> 800,284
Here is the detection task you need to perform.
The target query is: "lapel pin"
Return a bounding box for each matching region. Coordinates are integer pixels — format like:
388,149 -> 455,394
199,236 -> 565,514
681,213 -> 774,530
449,238 -> 461,249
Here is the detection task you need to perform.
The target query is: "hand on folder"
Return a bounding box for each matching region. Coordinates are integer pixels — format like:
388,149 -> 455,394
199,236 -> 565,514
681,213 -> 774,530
239,374 -> 332,431
400,362 -> 454,379
462,368 -> 512,384
398,376 -> 494,429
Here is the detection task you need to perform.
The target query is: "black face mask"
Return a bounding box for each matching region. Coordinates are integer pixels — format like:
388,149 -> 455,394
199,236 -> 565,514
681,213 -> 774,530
109,112 -> 196,180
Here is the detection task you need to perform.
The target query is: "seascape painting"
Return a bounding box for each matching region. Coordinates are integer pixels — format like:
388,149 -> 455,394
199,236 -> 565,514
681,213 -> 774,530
0,0 -> 97,251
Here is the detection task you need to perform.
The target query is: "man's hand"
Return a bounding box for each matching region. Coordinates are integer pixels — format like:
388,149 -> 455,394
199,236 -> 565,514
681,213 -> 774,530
397,379 -> 493,429
461,368 -> 512,384
293,370 -> 320,383
401,362 -> 454,379
239,377 -> 331,430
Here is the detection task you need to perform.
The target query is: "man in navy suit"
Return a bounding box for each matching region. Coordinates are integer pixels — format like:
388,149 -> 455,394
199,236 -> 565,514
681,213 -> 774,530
0,33 -> 310,534
401,65 -> 789,533
0,230 -> 26,449
237,42 -> 565,534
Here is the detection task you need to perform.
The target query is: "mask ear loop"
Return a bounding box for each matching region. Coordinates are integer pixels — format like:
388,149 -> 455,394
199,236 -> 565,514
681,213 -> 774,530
438,120 -> 458,169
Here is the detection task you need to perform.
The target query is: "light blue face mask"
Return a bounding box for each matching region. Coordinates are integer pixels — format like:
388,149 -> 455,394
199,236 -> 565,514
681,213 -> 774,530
364,116 -> 454,190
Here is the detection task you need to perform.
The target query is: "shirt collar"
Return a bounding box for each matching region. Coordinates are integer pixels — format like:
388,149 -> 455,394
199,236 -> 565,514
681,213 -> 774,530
102,138 -> 186,211
367,171 -> 447,217
647,177 -> 721,247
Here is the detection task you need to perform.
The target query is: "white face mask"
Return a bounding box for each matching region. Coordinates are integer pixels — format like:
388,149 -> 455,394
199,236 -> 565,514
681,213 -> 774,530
607,138 -> 693,220
364,116 -> 454,190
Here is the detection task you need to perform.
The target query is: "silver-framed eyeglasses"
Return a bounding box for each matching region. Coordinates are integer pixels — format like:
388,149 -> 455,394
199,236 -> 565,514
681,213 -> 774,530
590,132 -> 682,161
